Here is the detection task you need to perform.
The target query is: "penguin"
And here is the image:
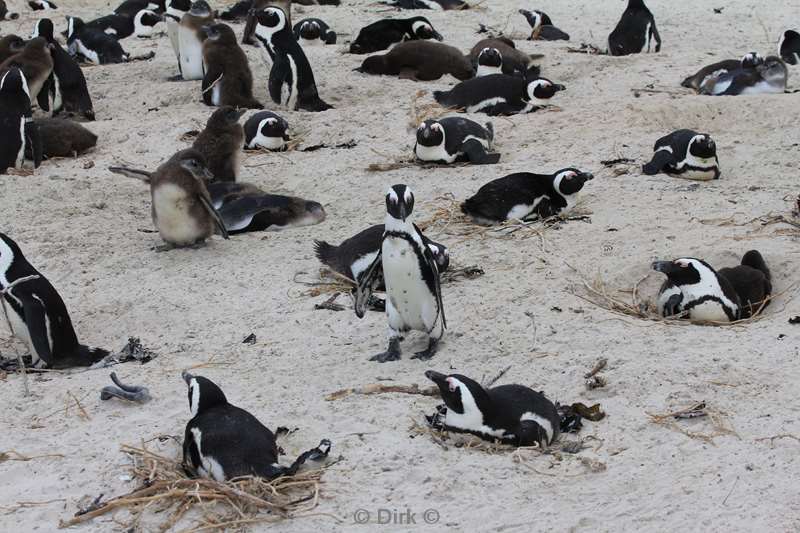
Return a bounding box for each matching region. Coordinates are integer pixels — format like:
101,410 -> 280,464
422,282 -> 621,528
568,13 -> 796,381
201,23 -> 262,109
314,224 -> 449,286
0,35 -> 25,64
382,0 -> 467,10
779,29 -> 800,65
414,117 -> 499,165
642,129 -> 720,181
191,106 -> 245,182
208,182 -> 327,234
425,370 -> 560,448
115,0 -> 165,17
354,184 -> 446,362
32,18 -> 95,121
461,168 -> 594,225
108,149 -> 229,248
178,0 -> 213,80
0,37 -> 54,108
357,40 -> 474,81
293,18 -> 336,45
475,48 -> 502,77
243,110 -> 289,150
240,0 -> 270,46
253,6 -> 332,112
219,0 -> 252,21
164,0 -> 191,74
182,372 -> 331,482
680,52 -> 763,92
28,0 -> 57,10
607,0 -> 661,56
434,74 -> 564,115
132,9 -> 164,37
66,17 -> 130,64
0,233 -> 109,369
0,68 -> 42,173
700,56 -> 788,95
25,118 -> 96,158
518,9 -> 569,41
652,251 -> 771,322
349,16 -> 442,54
0,0 -> 19,20
468,38 -> 541,77
80,11 -> 162,39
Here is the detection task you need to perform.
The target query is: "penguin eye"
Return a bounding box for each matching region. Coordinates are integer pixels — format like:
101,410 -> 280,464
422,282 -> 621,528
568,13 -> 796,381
446,378 -> 456,392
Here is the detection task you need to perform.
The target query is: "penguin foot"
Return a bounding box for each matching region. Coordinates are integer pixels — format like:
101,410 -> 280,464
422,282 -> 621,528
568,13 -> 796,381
411,338 -> 439,361
370,350 -> 401,363
166,74 -> 186,82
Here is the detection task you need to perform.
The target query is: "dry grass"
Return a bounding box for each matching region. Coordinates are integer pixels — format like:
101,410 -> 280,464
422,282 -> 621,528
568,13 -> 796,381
59,442 -> 332,531
647,402 -> 738,445
408,90 -> 453,128
293,269 -> 355,298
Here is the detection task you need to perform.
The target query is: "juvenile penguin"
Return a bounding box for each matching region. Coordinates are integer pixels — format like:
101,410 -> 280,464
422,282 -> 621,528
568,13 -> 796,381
0,68 -> 42,173
0,35 -> 25,64
434,74 -> 564,115
25,118 -> 96,158
66,16 -> 129,64
314,224 -> 450,285
475,47 -> 502,77
165,0 -> 190,73
0,0 -> 19,20
354,185 -> 446,362
178,0 -> 213,80
468,37 -> 541,76
0,233 -> 109,369
293,18 -> 336,45
653,251 -> 771,321
642,129 -> 720,180
519,9 -> 569,41
779,29 -> 800,65
201,23 -> 262,109
414,117 -> 499,165
358,40 -> 473,81
243,110 -> 289,150
191,106 -> 245,182
254,7 -> 332,111
208,181 -> 326,233
461,168 -> 593,225
32,18 -> 95,121
680,52 -> 763,92
382,0 -> 467,10
426,370 -> 560,447
182,372 -> 331,481
108,149 -> 229,248
607,0 -> 661,56
0,37 -> 53,106
700,56 -> 788,95
349,16 -> 442,54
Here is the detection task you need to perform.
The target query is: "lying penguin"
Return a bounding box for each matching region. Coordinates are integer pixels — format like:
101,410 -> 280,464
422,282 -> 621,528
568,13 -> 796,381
414,117 -> 500,165
434,74 -> 564,115
381,0 -> 467,10
681,52 -> 763,92
349,16 -> 442,54
25,118 -> 97,158
0,0 -> 19,20
461,168 -> 593,225
468,37 -> 541,77
425,370 -> 560,448
208,182 -> 326,234
652,251 -> 772,322
293,18 -> 336,45
357,40 -> 474,81
182,372 -> 331,482
66,16 -> 130,64
642,129 -> 720,181
243,110 -> 289,151
779,29 -> 800,65
518,9 -> 569,41
700,56 -> 788,95
0,232 -> 109,369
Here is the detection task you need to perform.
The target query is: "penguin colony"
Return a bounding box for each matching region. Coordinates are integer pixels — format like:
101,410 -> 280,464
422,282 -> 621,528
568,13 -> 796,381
0,0 -> 797,525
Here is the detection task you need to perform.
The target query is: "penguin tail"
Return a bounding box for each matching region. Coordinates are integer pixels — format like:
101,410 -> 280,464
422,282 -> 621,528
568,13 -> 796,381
525,65 -> 541,80
741,250 -> 771,282
313,239 -> 338,268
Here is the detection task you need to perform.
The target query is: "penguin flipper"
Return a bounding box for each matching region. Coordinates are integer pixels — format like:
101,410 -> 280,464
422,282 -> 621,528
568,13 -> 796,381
650,22 -> 662,53
484,102 -> 523,116
20,294 -> 54,367
267,60 -> 285,105
197,192 -> 230,239
642,150 -> 674,175
37,75 -> 53,113
25,119 -> 43,168
108,166 -> 153,183
461,138 -> 499,165
324,31 -> 337,45
354,250 -> 382,319
420,232 -> 446,329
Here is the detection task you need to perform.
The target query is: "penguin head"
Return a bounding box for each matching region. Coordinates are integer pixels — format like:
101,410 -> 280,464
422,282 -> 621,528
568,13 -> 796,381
652,258 -> 716,286
202,22 -> 235,43
65,16 -> 84,39
779,29 -> 800,65
177,149 -> 214,181
688,134 -> 716,159
0,233 -> 26,280
299,20 -> 322,41
254,7 -> 288,39
518,9 -> 542,30
183,371 -> 227,417
25,36 -> 49,55
0,34 -> 26,55
425,371 -> 492,417
259,115 -> 288,138
410,17 -> 442,41
0,67 -> 32,107
32,18 -> 55,40
525,78 -> 566,103
553,168 -> 593,196
134,9 -> 163,35
740,52 -> 764,69
206,105 -> 245,132
416,120 -> 445,148
477,47 -> 502,69
1,1 -> 19,20
426,241 -> 450,272
758,56 -> 788,84
188,0 -> 211,17
385,184 -> 414,222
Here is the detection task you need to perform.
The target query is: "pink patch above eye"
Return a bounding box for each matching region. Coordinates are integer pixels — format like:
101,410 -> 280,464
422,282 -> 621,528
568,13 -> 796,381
446,378 -> 456,392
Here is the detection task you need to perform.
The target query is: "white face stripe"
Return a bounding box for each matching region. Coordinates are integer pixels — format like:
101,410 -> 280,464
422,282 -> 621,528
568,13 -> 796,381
673,258 -> 738,315
444,378 -> 508,439
403,187 -> 413,204
387,187 -> 399,202
189,378 -> 200,417
411,20 -> 431,35
0,238 -> 14,284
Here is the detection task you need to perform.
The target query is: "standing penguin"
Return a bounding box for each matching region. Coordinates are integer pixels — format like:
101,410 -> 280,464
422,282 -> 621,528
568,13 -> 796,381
433,74 -> 564,115
254,7 -> 332,111
414,117 -> 500,165
0,68 -> 42,173
354,184 -> 446,362
178,0 -> 213,80
461,168 -> 593,225
32,18 -> 95,121
182,372 -> 331,481
243,110 -> 289,150
349,16 -> 442,54
608,0 -> 661,56
0,37 -> 54,108
165,0 -> 190,76
518,9 -> 569,41
108,149 -> 229,249
779,29 -> 800,65
201,23 -> 262,109
425,370 -> 561,448
191,106 -> 245,182
0,233 -> 109,369
642,130 -> 720,180
293,18 -> 336,45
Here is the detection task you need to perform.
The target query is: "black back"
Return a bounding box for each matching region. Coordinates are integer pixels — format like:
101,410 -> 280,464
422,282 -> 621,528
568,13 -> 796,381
85,13 -> 135,39
435,74 -> 526,108
717,251 -> 771,318
350,17 -> 440,54
780,29 -> 800,65
431,116 -> 491,154
243,110 -> 288,144
608,0 -> 660,56
68,17 -> 129,64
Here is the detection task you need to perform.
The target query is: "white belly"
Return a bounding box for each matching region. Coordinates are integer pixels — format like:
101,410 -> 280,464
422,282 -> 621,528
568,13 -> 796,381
248,133 -> 285,151
689,301 -> 730,322
415,142 -> 455,163
382,237 -> 435,332
739,81 -> 784,95
506,196 -> 545,220
475,65 -> 501,77
178,27 -> 204,80
152,183 -> 206,245
16,118 -> 25,167
2,296 -> 46,365
167,20 -> 180,59
211,83 -> 221,106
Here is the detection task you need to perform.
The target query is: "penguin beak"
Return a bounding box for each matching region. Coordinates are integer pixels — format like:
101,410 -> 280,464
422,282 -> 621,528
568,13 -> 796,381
399,203 -> 408,222
432,30 -> 443,41
425,370 -> 448,389
182,370 -> 194,385
554,84 -> 566,91
580,171 -> 594,181
652,261 -> 676,274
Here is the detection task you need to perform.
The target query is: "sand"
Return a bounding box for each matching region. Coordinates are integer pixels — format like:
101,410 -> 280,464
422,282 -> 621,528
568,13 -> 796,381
1,0 -> 799,530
